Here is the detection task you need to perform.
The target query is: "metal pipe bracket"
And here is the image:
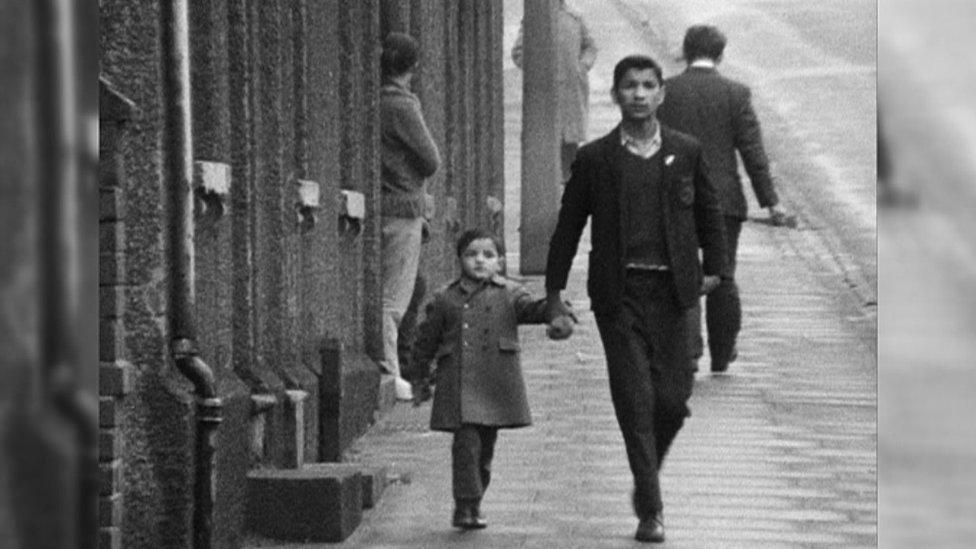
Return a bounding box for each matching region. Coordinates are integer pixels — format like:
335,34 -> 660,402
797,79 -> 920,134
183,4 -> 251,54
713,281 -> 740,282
339,189 -> 365,236
193,161 -> 231,219
294,178 -> 321,232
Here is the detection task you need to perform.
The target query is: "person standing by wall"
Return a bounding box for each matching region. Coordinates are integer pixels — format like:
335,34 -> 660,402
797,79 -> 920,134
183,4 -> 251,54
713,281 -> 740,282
379,32 -> 441,400
545,55 -> 729,543
394,195 -> 435,384
512,0 -> 597,183
657,25 -> 792,373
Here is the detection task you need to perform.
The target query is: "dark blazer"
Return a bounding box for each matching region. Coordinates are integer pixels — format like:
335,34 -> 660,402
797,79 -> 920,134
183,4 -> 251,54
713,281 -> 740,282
545,125 -> 729,314
657,67 -> 778,219
406,276 -> 548,432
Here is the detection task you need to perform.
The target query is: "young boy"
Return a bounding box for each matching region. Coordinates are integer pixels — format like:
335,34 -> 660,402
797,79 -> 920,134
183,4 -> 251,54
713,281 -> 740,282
405,228 -> 574,529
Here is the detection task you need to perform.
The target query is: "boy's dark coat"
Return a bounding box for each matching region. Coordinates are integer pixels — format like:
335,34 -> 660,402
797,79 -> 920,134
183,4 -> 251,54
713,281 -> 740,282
407,276 -> 547,432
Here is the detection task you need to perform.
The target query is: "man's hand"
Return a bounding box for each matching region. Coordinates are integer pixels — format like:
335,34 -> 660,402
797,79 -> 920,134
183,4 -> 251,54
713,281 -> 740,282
767,205 -> 797,228
700,275 -> 721,295
545,290 -> 572,322
411,380 -> 432,407
547,315 -> 575,340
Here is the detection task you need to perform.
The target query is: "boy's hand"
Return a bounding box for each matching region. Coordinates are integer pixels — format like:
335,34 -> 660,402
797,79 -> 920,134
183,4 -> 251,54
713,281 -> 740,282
547,315 -> 575,340
412,380 -> 432,407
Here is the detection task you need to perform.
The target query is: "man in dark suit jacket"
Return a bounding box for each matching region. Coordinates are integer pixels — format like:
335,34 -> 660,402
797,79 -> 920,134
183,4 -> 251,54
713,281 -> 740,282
545,54 -> 729,543
657,24 -> 791,373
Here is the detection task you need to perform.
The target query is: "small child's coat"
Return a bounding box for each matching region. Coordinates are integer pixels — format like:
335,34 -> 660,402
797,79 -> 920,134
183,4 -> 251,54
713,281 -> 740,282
407,275 -> 548,432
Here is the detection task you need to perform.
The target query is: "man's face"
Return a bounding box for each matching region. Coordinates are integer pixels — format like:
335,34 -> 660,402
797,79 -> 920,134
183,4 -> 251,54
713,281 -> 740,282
612,68 -> 665,122
459,238 -> 502,281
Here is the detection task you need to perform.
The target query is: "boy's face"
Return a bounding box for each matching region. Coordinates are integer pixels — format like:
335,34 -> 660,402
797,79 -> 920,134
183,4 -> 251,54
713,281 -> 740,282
612,68 -> 665,122
459,238 -> 502,281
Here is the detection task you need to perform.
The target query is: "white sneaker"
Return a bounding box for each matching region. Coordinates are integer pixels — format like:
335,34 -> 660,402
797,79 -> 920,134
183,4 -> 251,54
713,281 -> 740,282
394,377 -> 413,401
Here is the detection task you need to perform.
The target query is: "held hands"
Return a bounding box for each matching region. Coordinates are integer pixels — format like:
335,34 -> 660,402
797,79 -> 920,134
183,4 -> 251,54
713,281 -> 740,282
545,292 -> 578,340
700,275 -> 721,295
547,315 -> 575,340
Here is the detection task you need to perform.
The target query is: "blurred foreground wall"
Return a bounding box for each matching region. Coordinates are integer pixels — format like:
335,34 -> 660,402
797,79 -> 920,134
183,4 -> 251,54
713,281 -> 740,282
2,0 -> 98,547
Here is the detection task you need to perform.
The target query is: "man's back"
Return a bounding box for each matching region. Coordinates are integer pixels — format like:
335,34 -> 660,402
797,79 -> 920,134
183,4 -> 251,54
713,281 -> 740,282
659,67 -> 776,219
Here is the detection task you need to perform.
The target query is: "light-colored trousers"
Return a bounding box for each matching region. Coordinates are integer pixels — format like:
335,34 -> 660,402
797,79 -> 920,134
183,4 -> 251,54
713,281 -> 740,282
380,216 -> 424,379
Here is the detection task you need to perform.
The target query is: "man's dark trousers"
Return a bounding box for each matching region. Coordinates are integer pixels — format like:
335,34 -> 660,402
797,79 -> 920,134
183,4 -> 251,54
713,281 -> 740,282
594,271 -> 695,518
452,424 -> 498,503
690,216 -> 742,367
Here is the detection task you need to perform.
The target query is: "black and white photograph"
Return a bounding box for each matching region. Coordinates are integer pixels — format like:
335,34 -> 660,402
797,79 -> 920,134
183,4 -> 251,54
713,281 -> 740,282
2,0 -> 976,547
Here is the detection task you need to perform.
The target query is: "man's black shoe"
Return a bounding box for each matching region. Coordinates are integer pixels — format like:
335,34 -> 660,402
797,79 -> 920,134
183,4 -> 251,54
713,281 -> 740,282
452,504 -> 487,530
635,512 -> 665,543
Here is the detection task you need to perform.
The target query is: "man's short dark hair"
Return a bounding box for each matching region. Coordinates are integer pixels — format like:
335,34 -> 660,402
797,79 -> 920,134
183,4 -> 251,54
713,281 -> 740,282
682,25 -> 727,62
612,55 -> 664,91
455,228 -> 505,258
381,32 -> 419,77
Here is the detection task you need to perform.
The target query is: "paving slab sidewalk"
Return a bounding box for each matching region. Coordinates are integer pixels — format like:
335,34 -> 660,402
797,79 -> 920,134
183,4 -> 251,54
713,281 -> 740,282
328,205 -> 875,548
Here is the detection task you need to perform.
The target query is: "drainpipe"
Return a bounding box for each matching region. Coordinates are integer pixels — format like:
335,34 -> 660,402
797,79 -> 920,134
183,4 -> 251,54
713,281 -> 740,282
160,1 -> 222,548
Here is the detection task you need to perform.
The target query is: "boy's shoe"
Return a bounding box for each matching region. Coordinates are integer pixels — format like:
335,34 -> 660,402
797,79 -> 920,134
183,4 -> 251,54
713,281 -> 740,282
452,504 -> 487,530
634,512 -> 665,543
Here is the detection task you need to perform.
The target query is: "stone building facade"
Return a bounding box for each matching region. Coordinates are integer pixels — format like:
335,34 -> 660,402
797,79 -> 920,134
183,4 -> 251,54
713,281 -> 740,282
102,0 -> 503,547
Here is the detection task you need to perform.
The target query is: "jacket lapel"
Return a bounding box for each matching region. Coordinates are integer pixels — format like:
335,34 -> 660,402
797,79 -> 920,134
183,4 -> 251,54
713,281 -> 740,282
659,127 -> 677,194
658,126 -> 678,230
600,126 -> 623,192
599,127 -> 627,250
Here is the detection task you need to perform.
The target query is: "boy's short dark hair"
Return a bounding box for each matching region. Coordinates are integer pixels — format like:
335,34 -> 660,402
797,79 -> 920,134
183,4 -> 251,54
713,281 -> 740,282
682,25 -> 727,62
455,228 -> 505,258
381,32 -> 419,77
612,55 -> 664,91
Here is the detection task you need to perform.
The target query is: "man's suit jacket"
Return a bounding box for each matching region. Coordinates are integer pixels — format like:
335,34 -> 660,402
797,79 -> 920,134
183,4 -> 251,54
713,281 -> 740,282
545,125 -> 729,314
657,67 -> 778,220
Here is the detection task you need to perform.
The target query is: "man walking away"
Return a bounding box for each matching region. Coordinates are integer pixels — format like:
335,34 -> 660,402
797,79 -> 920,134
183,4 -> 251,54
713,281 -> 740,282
657,24 -> 793,373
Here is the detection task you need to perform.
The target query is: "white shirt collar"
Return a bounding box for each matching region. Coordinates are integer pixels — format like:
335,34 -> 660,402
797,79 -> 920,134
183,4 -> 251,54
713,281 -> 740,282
690,58 -> 717,69
620,122 -> 662,159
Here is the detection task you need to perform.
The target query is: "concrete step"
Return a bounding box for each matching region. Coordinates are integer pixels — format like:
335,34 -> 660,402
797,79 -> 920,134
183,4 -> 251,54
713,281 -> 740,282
244,463 -> 389,544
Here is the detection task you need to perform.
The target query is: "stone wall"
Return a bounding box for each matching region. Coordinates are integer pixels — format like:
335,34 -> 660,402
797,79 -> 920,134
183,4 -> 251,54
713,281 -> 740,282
97,0 -> 505,546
